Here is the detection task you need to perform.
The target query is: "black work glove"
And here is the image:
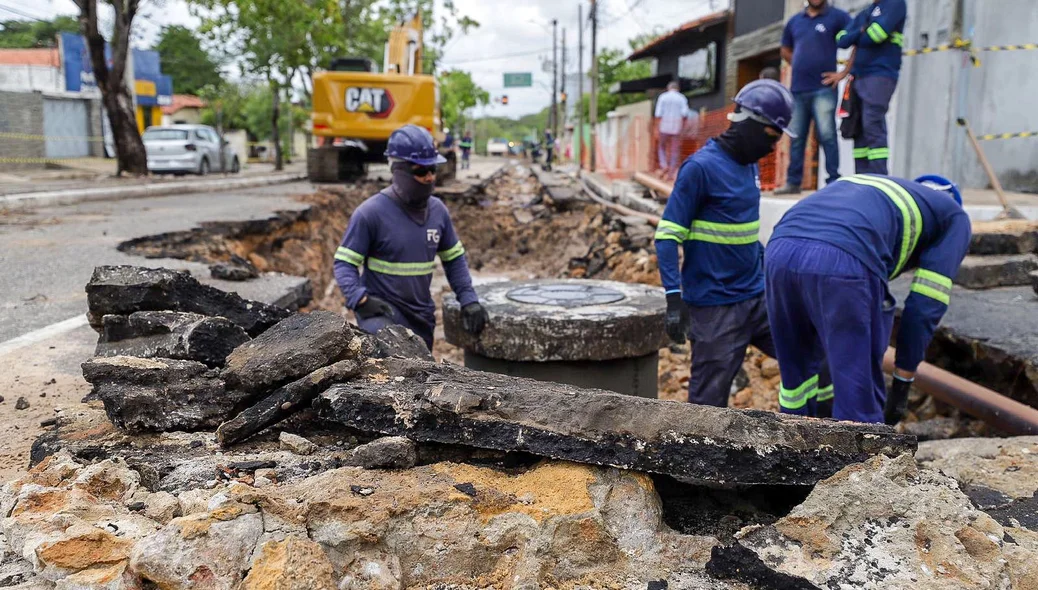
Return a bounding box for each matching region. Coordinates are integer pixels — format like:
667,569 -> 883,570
884,374 -> 913,425
461,302 -> 489,335
665,292 -> 689,345
354,295 -> 394,320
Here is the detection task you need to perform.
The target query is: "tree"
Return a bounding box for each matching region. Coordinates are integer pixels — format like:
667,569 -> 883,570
438,70 -> 489,132
0,15 -> 79,48
580,47 -> 653,120
153,25 -> 222,96
72,0 -> 148,176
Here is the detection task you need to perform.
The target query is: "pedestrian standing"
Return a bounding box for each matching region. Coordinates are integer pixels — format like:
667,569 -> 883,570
333,125 -> 488,351
544,129 -> 555,171
654,81 -> 692,181
459,132 -> 473,170
655,80 -> 795,408
765,174 -> 970,423
837,0 -> 907,175
774,0 -> 853,194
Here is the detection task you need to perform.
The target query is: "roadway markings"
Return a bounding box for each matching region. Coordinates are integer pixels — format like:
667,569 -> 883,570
0,315 -> 89,357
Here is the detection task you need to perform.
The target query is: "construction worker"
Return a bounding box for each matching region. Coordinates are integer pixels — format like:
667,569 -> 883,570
544,129 -> 555,171
774,0 -> 853,194
837,0 -> 907,175
333,124 -> 488,350
459,132 -> 473,170
765,175 -> 971,424
656,80 -> 795,408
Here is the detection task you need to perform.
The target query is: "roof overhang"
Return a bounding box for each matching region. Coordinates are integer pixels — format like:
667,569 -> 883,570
628,10 -> 730,62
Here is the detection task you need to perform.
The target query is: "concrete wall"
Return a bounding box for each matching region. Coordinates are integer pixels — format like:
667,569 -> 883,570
0,65 -> 62,93
734,0 -> 786,37
0,90 -> 45,166
725,21 -> 784,99
162,108 -> 203,126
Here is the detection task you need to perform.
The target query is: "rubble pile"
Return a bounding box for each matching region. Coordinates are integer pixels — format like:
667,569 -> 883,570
13,267 -> 1031,589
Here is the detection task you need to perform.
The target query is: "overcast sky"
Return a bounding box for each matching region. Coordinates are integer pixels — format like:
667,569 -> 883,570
14,0 -> 729,117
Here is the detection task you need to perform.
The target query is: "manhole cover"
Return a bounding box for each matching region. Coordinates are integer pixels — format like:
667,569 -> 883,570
506,283 -> 627,308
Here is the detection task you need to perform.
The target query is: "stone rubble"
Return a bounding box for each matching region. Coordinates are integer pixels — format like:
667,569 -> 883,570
278,432 -> 317,455
95,311 -> 250,368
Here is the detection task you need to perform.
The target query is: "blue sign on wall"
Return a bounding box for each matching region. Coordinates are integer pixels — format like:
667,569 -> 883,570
59,32 -> 172,107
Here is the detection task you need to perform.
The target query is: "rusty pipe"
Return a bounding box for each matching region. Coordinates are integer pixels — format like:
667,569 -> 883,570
632,172 -> 673,198
883,347 -> 1038,435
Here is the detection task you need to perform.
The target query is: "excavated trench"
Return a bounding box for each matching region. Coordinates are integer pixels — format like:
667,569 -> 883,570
117,164 -> 1013,438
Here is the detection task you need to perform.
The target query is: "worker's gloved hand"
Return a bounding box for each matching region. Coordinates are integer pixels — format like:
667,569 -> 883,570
461,302 -> 489,335
884,374 -> 914,425
665,293 -> 689,344
354,295 -> 395,320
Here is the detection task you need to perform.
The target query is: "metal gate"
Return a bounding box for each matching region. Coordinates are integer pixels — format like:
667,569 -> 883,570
43,98 -> 90,159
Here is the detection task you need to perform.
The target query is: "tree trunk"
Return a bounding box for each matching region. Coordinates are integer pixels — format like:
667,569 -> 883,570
75,0 -> 147,176
269,75 -> 283,171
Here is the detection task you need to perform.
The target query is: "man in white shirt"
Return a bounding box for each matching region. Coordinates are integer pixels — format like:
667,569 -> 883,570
655,81 -> 695,181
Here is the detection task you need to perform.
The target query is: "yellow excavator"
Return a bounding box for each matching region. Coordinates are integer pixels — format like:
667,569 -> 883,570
308,13 -> 456,183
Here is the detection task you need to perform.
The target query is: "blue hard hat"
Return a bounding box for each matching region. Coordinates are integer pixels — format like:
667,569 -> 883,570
732,79 -> 796,138
385,124 -> 447,166
915,174 -> 963,207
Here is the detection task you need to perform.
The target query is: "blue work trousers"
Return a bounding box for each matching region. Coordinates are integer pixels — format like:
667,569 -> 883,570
687,294 -> 776,407
853,76 -> 898,175
764,238 -> 892,423
787,88 -> 840,187
355,299 -> 434,351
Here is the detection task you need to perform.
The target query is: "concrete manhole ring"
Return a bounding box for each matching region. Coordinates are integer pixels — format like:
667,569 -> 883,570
505,283 -> 627,308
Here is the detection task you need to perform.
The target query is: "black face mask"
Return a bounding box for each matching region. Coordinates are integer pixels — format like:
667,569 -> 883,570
390,161 -> 435,221
715,119 -> 781,165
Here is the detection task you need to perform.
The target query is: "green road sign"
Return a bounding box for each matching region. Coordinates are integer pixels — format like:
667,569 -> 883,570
503,73 -> 533,88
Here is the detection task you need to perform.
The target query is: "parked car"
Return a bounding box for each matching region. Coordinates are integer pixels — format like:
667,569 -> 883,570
143,125 -> 240,175
486,137 -> 509,157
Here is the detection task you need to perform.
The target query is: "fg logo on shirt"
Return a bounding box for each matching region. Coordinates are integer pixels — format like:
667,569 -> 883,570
815,23 -> 827,33
344,87 -> 394,119
427,229 -> 441,245
872,6 -> 882,17
755,176 -> 762,190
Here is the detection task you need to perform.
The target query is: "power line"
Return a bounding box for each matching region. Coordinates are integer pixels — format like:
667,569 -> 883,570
441,47 -> 552,66
0,3 -> 48,22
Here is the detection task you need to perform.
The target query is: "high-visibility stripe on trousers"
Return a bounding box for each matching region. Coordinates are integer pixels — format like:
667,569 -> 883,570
852,76 -> 898,175
765,237 -> 893,423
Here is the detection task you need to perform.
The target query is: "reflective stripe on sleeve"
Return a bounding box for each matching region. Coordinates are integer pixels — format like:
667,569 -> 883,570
911,269 -> 953,305
839,175 -> 922,278
853,147 -> 870,159
836,30 -> 848,42
779,375 -> 819,410
867,22 -> 889,43
654,219 -> 691,243
335,247 -> 365,266
688,219 -> 760,245
438,241 -> 466,262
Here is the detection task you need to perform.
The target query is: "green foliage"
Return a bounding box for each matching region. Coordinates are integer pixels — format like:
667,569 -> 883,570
199,83 -> 306,141
438,69 -> 489,131
0,15 -> 78,49
469,107 -> 552,154
580,47 -> 654,121
153,25 -> 222,96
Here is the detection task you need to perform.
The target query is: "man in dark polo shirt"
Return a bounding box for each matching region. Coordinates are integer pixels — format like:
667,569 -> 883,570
774,0 -> 853,195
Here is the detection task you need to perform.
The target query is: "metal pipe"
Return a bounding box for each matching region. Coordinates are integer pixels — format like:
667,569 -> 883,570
882,347 -> 1038,435
633,171 -> 673,198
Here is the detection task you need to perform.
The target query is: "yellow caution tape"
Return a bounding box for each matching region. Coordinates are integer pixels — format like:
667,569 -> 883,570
0,131 -> 106,142
0,156 -> 78,164
977,131 -> 1038,141
981,43 -> 1038,52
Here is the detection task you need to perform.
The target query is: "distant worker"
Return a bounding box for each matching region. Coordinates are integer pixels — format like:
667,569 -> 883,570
758,66 -> 781,82
765,175 -> 970,424
654,81 -> 692,182
333,125 -> 488,350
774,0 -> 853,194
544,129 -> 555,171
442,128 -> 455,150
837,0 -> 907,175
459,131 -> 473,170
656,80 -> 795,408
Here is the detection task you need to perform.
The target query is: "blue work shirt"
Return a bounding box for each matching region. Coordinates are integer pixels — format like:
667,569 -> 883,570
333,192 -> 479,332
837,0 -> 907,80
770,174 -> 971,372
655,139 -> 764,307
782,5 -> 852,94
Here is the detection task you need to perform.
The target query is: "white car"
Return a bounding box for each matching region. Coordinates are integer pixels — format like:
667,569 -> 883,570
486,137 -> 510,157
144,125 -> 240,175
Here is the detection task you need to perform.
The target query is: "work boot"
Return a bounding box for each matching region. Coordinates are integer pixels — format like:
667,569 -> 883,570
773,184 -> 802,195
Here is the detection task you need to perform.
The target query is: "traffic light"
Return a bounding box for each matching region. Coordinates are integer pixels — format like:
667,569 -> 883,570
501,95 -> 509,105
560,92 -> 567,102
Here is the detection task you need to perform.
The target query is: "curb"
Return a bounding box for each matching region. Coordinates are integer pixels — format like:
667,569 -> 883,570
0,172 -> 308,210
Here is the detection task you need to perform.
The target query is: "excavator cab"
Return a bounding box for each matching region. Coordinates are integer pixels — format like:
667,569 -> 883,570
307,13 -> 456,184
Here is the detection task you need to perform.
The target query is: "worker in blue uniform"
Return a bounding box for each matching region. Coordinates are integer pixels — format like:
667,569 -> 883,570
765,174 -> 971,424
333,125 -> 489,351
655,80 -> 795,407
837,0 -> 907,174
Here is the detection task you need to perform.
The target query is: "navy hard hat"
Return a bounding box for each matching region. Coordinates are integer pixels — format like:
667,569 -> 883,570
732,79 -> 796,138
385,124 -> 447,166
915,174 -> 963,207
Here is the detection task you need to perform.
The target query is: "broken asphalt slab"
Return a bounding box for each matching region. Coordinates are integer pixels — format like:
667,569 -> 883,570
316,358 -> 916,487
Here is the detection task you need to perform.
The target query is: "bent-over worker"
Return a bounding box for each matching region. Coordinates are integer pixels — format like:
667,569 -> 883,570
765,174 -> 971,423
333,124 -> 488,350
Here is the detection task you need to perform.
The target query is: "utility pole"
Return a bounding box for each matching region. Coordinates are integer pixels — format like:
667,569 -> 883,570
589,0 -> 598,172
560,27 -> 567,140
578,3 -> 585,174
551,18 -> 559,142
